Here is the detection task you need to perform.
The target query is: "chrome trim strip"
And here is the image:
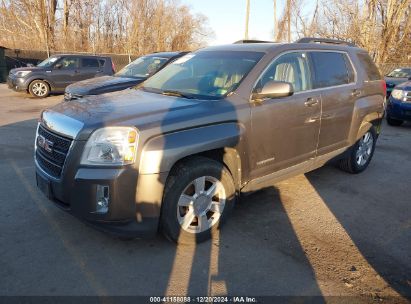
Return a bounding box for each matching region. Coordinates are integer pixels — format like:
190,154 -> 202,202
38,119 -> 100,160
42,110 -> 84,139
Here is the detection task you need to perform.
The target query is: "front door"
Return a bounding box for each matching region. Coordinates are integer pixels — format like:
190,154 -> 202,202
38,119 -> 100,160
51,57 -> 81,89
250,51 -> 321,179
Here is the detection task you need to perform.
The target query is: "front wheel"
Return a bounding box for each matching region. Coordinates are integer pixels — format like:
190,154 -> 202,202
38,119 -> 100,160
339,128 -> 376,174
29,80 -> 50,98
160,156 -> 236,244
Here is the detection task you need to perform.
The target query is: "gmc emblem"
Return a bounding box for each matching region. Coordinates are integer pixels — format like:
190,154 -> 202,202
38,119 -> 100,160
37,135 -> 54,153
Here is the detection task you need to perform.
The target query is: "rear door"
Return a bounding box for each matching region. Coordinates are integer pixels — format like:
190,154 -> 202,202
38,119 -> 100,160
78,57 -> 102,81
309,51 -> 358,155
249,51 -> 321,178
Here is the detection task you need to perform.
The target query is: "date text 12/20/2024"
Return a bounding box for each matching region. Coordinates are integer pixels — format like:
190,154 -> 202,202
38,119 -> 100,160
149,296 -> 257,303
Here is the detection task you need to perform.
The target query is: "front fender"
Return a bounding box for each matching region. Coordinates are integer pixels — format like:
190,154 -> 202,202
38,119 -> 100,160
24,74 -> 57,90
139,123 -> 243,174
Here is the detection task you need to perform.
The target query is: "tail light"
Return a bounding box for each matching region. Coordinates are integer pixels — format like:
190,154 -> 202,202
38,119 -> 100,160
111,61 -> 116,73
381,79 -> 386,93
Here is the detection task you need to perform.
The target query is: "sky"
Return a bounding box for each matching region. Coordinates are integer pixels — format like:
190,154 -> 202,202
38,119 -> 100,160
180,0 -> 314,46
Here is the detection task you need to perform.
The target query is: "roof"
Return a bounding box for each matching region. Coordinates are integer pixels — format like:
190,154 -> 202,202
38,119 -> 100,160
198,41 -> 362,54
199,43 -> 284,53
50,53 -> 111,58
145,51 -> 187,58
0,46 -> 7,49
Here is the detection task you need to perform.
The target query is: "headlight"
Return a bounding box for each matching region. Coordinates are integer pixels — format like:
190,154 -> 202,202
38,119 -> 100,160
15,71 -> 31,77
391,89 -> 407,101
81,127 -> 138,166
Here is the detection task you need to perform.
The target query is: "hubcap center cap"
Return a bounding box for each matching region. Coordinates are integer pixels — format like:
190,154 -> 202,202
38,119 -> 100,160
194,194 -> 210,215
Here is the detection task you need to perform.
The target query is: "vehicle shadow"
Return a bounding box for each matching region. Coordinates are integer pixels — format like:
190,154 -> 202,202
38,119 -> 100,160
305,161 -> 411,299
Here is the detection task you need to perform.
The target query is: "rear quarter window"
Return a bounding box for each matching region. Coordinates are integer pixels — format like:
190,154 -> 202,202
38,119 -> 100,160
98,59 -> 106,66
357,52 -> 381,81
310,51 -> 354,88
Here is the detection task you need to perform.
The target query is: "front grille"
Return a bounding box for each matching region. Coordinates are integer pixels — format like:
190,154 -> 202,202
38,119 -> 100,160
35,125 -> 73,178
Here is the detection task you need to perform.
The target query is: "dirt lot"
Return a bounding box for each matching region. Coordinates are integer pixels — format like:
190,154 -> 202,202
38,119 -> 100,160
0,83 -> 410,303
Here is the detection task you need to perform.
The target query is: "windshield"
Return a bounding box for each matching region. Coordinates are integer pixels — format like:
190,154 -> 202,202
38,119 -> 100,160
115,56 -> 170,78
141,51 -> 264,100
37,56 -> 60,67
387,68 -> 411,78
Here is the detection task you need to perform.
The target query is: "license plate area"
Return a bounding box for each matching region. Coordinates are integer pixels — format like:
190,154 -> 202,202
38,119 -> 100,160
36,173 -> 52,199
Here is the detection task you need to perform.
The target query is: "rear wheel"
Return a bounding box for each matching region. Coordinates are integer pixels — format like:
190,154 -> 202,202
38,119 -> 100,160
386,116 -> 403,126
160,157 -> 236,244
29,80 -> 50,98
339,128 -> 376,174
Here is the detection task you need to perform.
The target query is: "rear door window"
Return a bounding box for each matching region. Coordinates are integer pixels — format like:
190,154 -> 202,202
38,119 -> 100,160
81,58 -> 100,68
310,52 -> 354,88
357,52 -> 381,80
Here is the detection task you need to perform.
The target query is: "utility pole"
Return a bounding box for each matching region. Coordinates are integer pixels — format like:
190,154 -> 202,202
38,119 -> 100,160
245,0 -> 250,40
273,0 -> 277,41
287,0 -> 291,42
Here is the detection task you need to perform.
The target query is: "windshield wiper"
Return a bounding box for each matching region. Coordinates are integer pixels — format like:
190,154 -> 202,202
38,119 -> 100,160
162,90 -> 194,99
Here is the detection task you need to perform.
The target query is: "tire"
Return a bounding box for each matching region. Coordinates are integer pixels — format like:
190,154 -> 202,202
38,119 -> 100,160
339,127 -> 376,174
29,80 -> 50,98
386,116 -> 403,126
160,156 -> 236,244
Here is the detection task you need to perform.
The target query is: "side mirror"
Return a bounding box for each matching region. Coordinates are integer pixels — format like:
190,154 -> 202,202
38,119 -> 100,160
54,63 -> 62,69
252,81 -> 294,101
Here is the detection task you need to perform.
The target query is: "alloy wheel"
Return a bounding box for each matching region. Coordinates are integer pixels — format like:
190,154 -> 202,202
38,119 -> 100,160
177,176 -> 226,234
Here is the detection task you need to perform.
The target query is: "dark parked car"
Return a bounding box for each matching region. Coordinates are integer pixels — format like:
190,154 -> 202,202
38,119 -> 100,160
386,80 -> 411,126
7,54 -> 114,98
384,67 -> 411,96
34,39 -> 384,243
64,52 -> 187,101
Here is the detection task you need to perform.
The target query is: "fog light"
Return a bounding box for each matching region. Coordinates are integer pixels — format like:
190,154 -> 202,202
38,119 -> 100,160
96,185 -> 109,213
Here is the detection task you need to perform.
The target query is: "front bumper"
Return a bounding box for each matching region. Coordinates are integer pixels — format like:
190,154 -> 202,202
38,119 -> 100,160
386,97 -> 411,121
35,159 -> 167,238
7,75 -> 29,92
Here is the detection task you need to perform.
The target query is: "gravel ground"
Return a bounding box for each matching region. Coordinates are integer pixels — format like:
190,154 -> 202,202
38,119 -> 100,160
0,84 -> 410,303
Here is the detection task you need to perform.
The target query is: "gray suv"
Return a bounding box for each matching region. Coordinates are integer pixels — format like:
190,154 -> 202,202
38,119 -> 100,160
7,54 -> 114,98
34,38 -> 385,243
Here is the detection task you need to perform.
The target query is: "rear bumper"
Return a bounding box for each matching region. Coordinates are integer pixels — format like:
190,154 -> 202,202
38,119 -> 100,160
35,163 -> 167,238
386,97 -> 411,121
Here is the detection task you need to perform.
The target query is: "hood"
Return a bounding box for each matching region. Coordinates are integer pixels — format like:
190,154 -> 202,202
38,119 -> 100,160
10,66 -> 45,74
42,89 -> 214,140
384,76 -> 409,88
394,81 -> 411,91
65,75 -> 145,96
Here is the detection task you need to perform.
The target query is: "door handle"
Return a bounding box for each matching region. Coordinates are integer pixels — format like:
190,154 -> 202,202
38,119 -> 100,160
305,98 -> 319,107
74,70 -> 80,74
352,89 -> 361,97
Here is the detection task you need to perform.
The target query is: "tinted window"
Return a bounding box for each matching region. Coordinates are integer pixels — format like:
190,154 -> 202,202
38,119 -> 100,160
357,52 -> 381,80
311,52 -> 353,88
386,68 -> 411,78
98,59 -> 106,67
256,52 -> 312,93
58,57 -> 79,69
81,58 -> 99,68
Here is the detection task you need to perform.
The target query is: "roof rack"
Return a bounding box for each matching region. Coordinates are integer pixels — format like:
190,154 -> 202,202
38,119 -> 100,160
295,37 -> 356,47
234,40 -> 272,44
